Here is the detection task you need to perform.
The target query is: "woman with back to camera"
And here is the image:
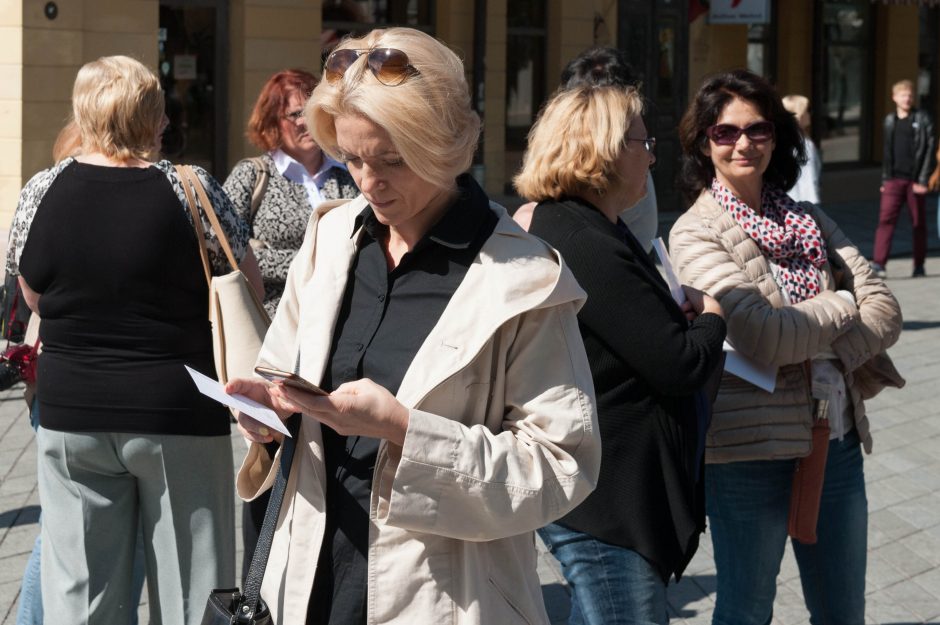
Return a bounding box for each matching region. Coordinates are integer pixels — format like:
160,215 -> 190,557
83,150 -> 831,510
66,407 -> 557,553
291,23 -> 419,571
514,84 -> 727,624
669,69 -> 903,625
5,55 -> 263,625
223,68 -> 358,582
225,27 -> 601,625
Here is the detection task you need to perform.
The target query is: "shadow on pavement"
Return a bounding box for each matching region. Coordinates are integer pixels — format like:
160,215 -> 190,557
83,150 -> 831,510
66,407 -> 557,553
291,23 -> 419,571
902,320 -> 940,331
0,504 -> 40,528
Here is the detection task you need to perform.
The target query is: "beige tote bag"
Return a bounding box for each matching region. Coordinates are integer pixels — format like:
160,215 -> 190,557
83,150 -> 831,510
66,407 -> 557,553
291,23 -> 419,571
176,165 -> 270,383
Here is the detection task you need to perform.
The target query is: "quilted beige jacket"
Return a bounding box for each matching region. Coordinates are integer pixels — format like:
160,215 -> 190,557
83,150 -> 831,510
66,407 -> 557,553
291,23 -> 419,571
237,196 -> 601,625
669,190 -> 903,463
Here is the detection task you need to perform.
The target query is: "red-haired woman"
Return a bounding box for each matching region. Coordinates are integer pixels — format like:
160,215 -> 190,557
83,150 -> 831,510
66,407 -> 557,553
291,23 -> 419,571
224,69 -> 358,318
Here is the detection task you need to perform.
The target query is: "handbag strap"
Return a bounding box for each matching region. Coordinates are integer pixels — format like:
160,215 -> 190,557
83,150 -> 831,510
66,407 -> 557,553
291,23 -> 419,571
175,165 -> 241,281
176,165 -> 212,286
246,157 -> 270,225
240,414 -> 301,620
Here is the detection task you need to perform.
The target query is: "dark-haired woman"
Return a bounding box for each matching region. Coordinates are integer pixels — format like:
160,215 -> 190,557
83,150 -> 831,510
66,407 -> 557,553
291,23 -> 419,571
669,69 -> 903,625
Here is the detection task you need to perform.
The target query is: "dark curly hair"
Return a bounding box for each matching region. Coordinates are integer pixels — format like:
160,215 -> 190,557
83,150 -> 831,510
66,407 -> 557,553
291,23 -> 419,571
678,69 -> 806,204
560,47 -> 639,89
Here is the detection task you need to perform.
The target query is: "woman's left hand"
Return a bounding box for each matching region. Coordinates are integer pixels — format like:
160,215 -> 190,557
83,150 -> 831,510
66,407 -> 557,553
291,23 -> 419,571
272,378 -> 410,446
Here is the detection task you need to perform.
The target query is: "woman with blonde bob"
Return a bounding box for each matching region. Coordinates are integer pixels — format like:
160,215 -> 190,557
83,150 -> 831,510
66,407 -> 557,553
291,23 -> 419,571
515,85 -> 726,625
6,55 -> 262,625
226,27 -> 601,625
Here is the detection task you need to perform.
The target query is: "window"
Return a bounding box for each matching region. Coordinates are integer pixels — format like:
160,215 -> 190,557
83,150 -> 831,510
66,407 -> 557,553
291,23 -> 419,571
816,0 -> 873,164
321,0 -> 436,64
747,22 -> 775,81
505,1 -> 547,155
159,1 -> 228,176
918,6 -> 939,115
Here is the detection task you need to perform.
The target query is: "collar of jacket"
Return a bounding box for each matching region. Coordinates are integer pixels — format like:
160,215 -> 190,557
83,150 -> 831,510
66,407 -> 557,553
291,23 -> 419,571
283,194 -> 587,409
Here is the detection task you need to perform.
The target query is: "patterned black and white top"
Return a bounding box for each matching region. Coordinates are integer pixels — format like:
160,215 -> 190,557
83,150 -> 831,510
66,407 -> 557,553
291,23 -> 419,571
223,153 -> 359,316
5,157 -> 249,278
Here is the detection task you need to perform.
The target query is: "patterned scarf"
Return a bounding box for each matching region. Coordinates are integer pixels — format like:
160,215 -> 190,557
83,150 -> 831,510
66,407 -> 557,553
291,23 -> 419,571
710,178 -> 826,304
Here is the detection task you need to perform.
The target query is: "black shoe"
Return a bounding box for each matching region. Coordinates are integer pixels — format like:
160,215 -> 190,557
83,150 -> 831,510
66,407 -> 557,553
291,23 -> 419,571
912,265 -> 926,278
870,262 -> 887,278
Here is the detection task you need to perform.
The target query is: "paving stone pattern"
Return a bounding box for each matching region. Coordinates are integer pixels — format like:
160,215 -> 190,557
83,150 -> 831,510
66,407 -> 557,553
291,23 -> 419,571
1,198 -> 939,624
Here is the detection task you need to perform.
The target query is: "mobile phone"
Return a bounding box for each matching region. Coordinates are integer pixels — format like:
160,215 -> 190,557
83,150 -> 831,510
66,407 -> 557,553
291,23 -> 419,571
253,366 -> 329,395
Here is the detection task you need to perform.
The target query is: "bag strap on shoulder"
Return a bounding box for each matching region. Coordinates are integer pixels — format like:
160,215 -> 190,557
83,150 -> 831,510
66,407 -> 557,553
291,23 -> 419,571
176,164 -> 241,280
246,157 -> 270,225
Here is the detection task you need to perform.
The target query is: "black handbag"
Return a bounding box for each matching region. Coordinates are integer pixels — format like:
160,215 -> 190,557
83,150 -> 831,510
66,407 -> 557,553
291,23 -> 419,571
201,415 -> 300,625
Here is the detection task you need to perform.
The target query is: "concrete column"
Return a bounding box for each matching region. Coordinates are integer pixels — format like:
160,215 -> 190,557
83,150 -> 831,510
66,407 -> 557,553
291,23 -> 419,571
228,0 -> 320,164
0,0 -> 24,228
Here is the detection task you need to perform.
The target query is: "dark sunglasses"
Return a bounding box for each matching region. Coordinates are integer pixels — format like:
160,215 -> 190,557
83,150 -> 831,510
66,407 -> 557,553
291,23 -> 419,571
705,121 -> 775,146
323,47 -> 419,86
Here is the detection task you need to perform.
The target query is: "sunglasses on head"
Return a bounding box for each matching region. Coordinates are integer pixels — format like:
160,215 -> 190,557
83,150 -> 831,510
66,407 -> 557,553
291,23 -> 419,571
705,121 -> 775,146
323,47 -> 419,86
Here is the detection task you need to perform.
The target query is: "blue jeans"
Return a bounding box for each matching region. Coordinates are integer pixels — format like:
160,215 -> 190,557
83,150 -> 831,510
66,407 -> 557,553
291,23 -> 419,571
538,523 -> 668,625
706,429 -> 867,625
16,400 -> 43,625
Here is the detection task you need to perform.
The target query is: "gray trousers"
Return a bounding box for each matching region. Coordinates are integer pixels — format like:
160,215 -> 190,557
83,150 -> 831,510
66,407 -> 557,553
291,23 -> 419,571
37,427 -> 235,625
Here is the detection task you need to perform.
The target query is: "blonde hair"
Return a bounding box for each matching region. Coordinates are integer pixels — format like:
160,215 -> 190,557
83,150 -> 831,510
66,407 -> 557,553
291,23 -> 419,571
892,79 -> 914,94
782,94 -> 810,132
307,27 -> 480,190
72,56 -> 165,163
514,85 -> 644,201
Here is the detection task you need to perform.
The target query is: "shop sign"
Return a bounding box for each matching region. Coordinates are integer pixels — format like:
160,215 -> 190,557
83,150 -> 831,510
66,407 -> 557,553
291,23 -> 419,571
174,54 -> 197,80
709,0 -> 770,24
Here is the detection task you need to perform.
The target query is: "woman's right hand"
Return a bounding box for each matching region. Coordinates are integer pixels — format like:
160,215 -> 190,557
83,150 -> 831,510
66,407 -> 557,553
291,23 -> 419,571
681,285 -> 724,321
225,377 -> 294,444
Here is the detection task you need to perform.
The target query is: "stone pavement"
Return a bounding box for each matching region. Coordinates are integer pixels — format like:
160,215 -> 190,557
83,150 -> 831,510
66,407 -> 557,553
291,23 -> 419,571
0,197 -> 939,624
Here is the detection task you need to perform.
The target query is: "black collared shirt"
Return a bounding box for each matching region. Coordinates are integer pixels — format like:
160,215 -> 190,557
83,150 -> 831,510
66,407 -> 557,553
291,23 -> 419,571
307,174 -> 497,625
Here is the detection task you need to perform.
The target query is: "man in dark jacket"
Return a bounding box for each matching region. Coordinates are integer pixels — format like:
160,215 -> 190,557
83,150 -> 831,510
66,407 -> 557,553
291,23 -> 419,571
872,79 -> 935,278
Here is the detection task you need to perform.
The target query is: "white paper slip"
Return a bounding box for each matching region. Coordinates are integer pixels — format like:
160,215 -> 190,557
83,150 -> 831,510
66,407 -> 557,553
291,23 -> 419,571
722,341 -> 777,393
184,365 -> 291,438
651,237 -> 687,305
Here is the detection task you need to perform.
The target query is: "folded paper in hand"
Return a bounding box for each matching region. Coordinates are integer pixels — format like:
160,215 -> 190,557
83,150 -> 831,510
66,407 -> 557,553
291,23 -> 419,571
651,237 -> 777,393
185,365 -> 292,437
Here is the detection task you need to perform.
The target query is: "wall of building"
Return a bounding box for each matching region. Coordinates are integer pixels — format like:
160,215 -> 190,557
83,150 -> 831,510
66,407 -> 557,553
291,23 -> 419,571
774,0 -> 813,98
0,0 -> 24,228
227,0 -> 320,165
873,5 -> 919,161
0,0 -> 158,227
687,16 -> 747,95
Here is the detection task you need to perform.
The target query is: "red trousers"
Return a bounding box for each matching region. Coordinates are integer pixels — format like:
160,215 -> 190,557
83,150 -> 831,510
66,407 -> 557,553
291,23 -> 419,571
873,178 -> 927,267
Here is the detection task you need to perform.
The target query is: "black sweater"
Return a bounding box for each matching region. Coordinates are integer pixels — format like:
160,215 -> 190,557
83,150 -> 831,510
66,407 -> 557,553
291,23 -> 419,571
19,162 -> 230,436
529,197 -> 726,582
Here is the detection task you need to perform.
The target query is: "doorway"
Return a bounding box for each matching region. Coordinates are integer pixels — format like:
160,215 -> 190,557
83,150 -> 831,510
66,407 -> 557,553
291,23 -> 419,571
618,0 -> 689,212
158,0 -> 228,176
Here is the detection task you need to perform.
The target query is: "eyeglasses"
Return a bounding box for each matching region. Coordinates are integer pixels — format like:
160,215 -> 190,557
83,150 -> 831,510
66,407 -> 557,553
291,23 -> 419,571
625,137 -> 656,155
282,109 -> 304,122
323,47 -> 420,86
705,121 -> 775,146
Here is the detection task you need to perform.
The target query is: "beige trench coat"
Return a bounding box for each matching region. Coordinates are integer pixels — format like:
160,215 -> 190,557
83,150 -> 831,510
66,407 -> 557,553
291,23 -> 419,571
237,196 -> 601,625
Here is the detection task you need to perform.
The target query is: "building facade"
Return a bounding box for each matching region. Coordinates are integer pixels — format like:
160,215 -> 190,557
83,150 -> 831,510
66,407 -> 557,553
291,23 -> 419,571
1,0 -> 938,227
